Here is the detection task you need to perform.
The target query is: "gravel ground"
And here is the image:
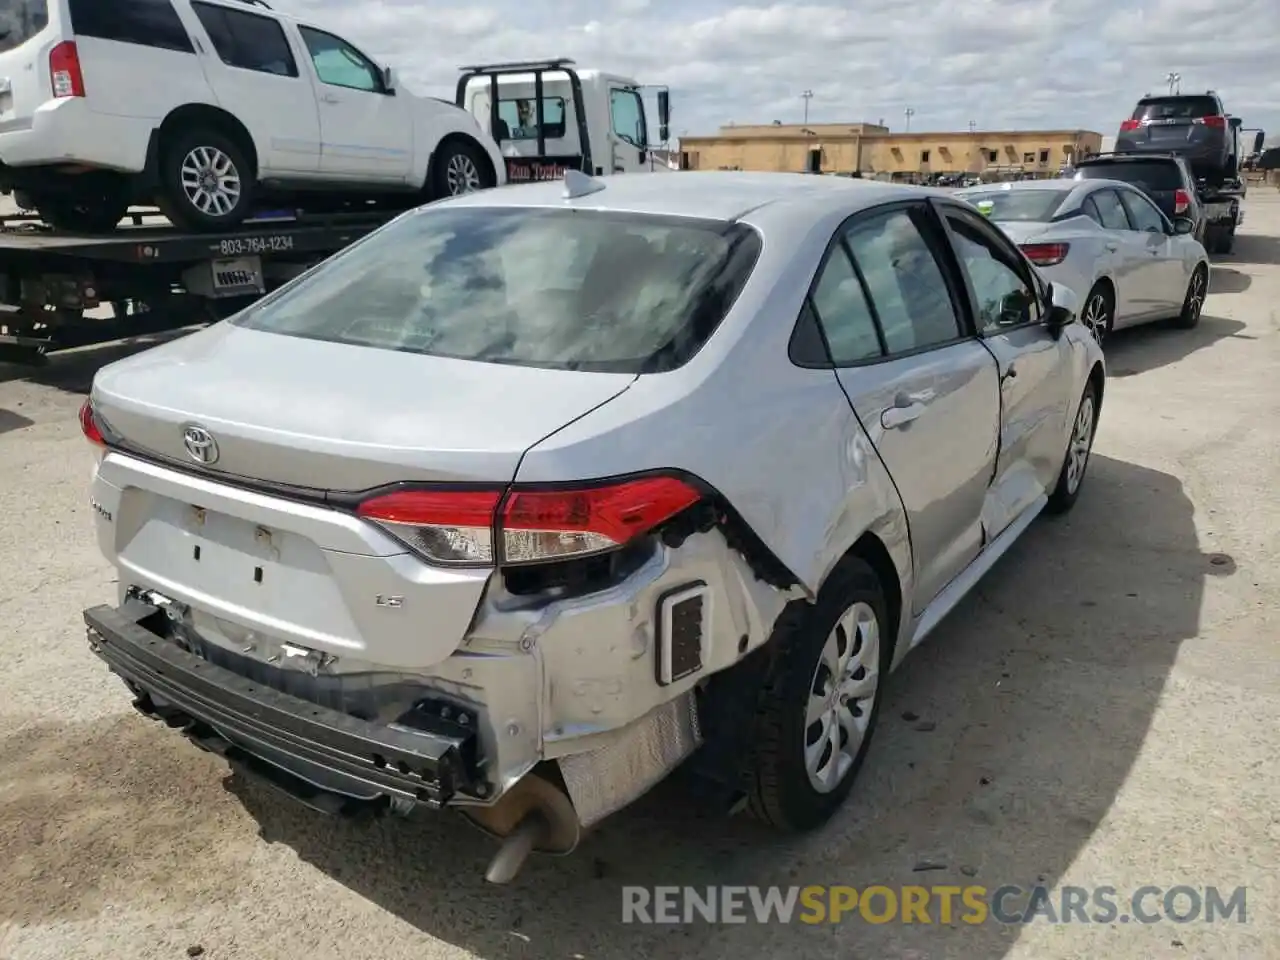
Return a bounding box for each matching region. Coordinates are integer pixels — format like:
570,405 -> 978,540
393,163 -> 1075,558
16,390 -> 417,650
1,195 -> 1278,960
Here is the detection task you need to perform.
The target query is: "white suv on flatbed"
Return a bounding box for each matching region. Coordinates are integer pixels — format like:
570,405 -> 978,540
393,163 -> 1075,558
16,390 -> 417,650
0,0 -> 506,231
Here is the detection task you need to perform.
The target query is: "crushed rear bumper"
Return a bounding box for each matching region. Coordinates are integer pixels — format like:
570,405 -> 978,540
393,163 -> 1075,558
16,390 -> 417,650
84,601 -> 482,810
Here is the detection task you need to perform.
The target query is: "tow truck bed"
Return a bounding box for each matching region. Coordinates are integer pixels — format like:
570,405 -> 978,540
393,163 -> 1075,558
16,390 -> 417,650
0,207 -> 399,362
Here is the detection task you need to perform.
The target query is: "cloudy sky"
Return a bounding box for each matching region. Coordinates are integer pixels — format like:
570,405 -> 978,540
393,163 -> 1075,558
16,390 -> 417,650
279,0 -> 1278,144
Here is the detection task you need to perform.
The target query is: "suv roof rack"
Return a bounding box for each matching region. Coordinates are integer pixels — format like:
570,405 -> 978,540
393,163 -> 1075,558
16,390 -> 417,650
459,58 -> 576,74
228,0 -> 273,7
1081,151 -> 1182,161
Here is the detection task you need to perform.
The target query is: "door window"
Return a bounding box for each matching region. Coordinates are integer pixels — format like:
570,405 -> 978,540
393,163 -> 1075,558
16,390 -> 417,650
1117,189 -> 1168,234
1090,189 -> 1132,231
807,246 -> 882,363
842,207 -> 962,353
0,0 -> 48,53
298,26 -> 382,93
68,0 -> 194,53
191,2 -> 297,77
609,89 -> 645,146
1080,195 -> 1103,226
944,214 -> 1041,334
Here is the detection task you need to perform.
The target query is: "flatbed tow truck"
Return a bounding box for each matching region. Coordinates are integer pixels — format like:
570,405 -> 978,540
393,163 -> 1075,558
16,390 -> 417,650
0,204 -> 397,365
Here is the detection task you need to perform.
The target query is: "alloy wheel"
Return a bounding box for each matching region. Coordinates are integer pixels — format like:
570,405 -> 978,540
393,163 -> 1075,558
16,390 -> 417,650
1065,394 -> 1095,495
804,601 -> 881,793
1082,293 -> 1109,345
446,154 -> 482,195
1186,269 -> 1206,322
180,145 -> 242,218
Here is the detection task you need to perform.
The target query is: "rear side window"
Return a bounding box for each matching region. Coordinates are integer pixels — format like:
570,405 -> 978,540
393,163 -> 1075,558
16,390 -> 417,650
842,207 -> 962,354
1075,161 -> 1184,192
191,2 -> 298,77
233,207 -> 762,374
68,0 -> 194,53
1089,189 -> 1132,231
808,245 -> 882,364
0,0 -> 49,53
1133,96 -> 1220,120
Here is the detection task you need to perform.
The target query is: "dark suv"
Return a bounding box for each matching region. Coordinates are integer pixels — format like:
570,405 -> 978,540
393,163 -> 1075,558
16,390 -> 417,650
1072,153 -> 1204,241
1116,93 -> 1234,182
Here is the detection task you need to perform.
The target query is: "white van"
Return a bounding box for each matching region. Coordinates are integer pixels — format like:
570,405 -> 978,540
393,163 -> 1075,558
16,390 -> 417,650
0,0 -> 505,232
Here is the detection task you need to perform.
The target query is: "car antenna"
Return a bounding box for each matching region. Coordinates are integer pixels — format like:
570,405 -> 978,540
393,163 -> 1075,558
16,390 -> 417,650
563,169 -> 606,200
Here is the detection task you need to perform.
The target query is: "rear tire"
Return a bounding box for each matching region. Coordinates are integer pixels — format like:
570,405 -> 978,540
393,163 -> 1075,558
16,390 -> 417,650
1080,282 -> 1114,347
156,127 -> 255,231
1046,380 -> 1098,516
746,557 -> 889,832
1170,264 -> 1208,329
429,138 -> 493,200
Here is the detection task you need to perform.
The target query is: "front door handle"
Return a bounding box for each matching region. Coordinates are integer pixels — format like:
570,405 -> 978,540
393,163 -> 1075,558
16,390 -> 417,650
1104,242 -> 1118,252
321,93 -> 340,104
881,402 -> 926,429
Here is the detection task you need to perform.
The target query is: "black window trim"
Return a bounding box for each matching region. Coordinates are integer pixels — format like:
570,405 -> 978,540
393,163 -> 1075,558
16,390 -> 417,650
932,199 -> 1046,336
190,0 -> 299,79
788,199 -> 977,371
296,23 -> 389,95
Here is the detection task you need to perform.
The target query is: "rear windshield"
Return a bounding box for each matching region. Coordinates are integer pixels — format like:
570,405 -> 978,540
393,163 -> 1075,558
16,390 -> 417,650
0,0 -> 48,52
1133,96 -> 1220,120
1075,161 -> 1183,191
959,188 -> 1072,222
233,206 -> 762,373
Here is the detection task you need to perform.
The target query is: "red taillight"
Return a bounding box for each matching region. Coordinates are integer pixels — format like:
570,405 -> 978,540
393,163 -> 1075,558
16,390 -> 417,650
357,488 -> 502,565
1120,119 -> 1141,132
1019,242 -> 1070,267
79,399 -> 105,446
356,475 -> 703,566
50,41 -> 85,98
501,476 -> 702,564
1198,115 -> 1226,129
1174,188 -> 1192,213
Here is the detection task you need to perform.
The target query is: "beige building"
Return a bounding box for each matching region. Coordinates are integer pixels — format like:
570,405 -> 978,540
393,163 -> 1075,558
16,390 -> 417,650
678,123 -> 1104,179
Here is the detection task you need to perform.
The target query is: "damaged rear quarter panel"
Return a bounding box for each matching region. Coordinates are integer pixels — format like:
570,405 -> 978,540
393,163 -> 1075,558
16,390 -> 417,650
512,203 -> 916,658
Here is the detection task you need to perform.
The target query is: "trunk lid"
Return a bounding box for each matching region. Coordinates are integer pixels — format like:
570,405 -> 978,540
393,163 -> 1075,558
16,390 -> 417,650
0,0 -> 65,135
93,322 -> 636,491
988,221 -> 1051,244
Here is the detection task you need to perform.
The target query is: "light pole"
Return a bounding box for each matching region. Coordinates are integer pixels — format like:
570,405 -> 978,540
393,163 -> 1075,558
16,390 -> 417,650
801,89 -> 813,124
904,107 -> 915,132
1165,72 -> 1181,95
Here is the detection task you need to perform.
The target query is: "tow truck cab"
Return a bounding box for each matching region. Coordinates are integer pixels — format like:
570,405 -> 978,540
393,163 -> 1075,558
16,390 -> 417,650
456,59 -> 671,182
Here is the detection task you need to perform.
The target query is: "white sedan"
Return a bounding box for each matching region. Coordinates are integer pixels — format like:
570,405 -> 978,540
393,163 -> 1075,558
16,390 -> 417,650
955,179 -> 1210,345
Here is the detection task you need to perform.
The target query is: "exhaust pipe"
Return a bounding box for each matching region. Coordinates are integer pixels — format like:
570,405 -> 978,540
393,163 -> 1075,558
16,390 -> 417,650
463,771 -> 582,884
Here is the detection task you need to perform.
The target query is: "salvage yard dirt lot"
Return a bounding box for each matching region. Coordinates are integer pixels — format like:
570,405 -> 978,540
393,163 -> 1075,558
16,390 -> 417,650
2,196 -> 1279,960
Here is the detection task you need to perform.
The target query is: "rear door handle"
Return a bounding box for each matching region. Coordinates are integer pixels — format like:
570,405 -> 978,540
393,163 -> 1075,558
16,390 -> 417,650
1002,365 -> 1018,382
321,93 -> 340,104
881,402 -> 926,429
1104,242 -> 1118,252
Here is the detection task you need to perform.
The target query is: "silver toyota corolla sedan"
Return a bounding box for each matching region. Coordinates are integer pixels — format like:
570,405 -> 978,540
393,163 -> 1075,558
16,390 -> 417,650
956,178 -> 1210,346
79,171 -> 1104,882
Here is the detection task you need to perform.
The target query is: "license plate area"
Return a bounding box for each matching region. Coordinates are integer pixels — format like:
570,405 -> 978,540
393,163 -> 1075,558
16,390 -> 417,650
211,256 -> 264,297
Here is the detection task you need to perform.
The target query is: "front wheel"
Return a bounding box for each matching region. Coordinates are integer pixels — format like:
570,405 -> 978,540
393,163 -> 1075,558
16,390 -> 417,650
429,139 -> 493,199
1170,265 -> 1208,330
157,128 -> 255,231
746,557 -> 888,831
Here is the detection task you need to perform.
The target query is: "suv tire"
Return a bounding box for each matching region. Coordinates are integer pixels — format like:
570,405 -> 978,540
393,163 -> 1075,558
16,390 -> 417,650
747,556 -> 889,831
429,138 -> 493,199
157,127 -> 256,231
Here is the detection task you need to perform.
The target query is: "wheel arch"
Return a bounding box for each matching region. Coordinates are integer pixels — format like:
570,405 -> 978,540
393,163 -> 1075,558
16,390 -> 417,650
155,104 -> 260,179
425,132 -> 497,195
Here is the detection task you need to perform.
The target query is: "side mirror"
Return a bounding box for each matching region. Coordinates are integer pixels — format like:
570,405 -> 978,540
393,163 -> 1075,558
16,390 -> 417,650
1172,216 -> 1196,236
657,90 -> 670,138
382,66 -> 396,92
1044,281 -> 1080,338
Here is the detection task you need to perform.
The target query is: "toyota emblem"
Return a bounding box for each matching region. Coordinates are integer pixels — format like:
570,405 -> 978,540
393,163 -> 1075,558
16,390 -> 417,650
182,424 -> 219,465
